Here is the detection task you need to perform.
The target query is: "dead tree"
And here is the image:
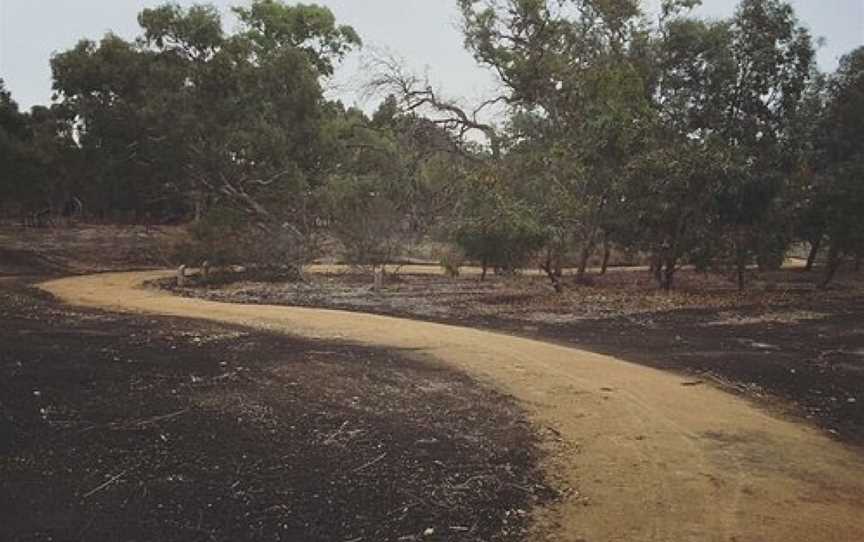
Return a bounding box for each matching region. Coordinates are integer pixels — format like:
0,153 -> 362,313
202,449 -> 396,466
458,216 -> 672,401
365,53 -> 504,158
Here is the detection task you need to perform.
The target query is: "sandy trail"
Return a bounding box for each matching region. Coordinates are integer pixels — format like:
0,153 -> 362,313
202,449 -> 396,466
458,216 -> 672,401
41,271 -> 864,542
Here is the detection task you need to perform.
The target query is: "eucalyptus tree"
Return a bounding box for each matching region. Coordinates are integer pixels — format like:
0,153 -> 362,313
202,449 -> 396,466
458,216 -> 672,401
453,166 -> 548,281
783,73 -> 830,271
612,3 -> 732,289
813,47 -> 864,286
627,0 -> 815,289
0,82 -> 80,221
51,1 -> 360,267
323,95 -> 469,274
458,0 -> 654,284
365,2 -> 655,287
710,0 -> 815,287
0,80 -> 29,211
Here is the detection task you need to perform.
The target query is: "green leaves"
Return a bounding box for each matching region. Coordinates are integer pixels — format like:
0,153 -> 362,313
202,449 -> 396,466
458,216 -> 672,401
815,47 -> 864,257
45,0 -> 359,232
138,4 -> 223,59
455,176 -> 548,274
233,1 -> 360,75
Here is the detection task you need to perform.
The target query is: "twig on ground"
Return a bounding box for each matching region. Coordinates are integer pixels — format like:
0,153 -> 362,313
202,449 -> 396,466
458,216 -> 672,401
126,408 -> 189,428
323,421 -> 349,445
353,452 -> 387,473
83,470 -> 128,499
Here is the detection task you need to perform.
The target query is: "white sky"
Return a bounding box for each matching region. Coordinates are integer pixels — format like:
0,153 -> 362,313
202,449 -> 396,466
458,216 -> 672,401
1,0 -> 862,112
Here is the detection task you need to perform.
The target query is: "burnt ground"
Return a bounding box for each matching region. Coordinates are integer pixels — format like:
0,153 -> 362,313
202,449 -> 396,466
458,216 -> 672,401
0,225 -> 178,275
163,268 -> 864,444
0,278 -> 554,542
516,298 -> 864,442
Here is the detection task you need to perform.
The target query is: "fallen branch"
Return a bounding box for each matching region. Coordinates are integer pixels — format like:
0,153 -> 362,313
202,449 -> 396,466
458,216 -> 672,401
353,452 -> 387,473
323,421 -> 349,445
83,470 -> 127,499
116,408 -> 190,430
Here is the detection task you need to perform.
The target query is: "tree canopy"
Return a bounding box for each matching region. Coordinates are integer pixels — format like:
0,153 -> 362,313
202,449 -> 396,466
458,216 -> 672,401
1,0 -> 861,287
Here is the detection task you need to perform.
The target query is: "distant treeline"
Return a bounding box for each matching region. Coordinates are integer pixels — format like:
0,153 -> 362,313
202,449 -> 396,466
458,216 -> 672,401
0,0 -> 861,288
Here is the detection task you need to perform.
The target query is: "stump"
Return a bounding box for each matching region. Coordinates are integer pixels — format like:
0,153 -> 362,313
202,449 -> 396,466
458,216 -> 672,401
372,267 -> 383,291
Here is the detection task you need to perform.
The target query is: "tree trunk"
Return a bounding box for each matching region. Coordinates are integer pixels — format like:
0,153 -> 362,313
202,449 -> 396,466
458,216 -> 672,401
600,241 -> 611,276
805,236 -> 822,271
372,267 -> 383,290
480,260 -> 488,282
659,256 -> 678,291
820,244 -> 842,289
736,228 -> 747,291
651,252 -> 662,284
194,195 -> 203,223
575,240 -> 595,284
541,258 -> 564,293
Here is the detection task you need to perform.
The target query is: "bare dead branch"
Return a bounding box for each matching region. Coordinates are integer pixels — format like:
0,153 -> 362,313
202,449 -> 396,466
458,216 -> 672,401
363,51 -> 503,158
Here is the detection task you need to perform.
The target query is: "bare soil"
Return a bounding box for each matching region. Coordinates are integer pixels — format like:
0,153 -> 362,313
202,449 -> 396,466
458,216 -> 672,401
41,270 -> 864,542
0,281 -> 552,541
5,226 -> 864,541
0,224 -> 178,275
164,267 -> 864,442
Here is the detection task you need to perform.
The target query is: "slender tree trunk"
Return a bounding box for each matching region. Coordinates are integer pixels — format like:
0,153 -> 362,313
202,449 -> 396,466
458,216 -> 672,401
820,244 -> 842,289
651,252 -> 662,283
480,259 -> 488,282
736,227 -> 747,291
576,238 -> 596,284
544,267 -> 563,293
660,263 -> 676,291
805,235 -> 822,271
194,196 -> 203,223
600,240 -> 611,276
541,256 -> 563,293
372,266 -> 383,290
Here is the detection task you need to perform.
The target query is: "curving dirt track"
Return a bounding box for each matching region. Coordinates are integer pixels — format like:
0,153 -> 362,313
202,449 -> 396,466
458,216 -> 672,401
41,271 -> 864,542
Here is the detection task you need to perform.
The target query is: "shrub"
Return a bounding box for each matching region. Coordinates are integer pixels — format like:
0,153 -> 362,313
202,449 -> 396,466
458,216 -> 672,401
454,199 -> 546,278
170,205 -> 311,280
438,246 -> 465,277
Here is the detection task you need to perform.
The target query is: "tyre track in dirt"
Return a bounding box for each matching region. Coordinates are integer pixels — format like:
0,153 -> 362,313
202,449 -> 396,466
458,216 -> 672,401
40,271 -> 864,542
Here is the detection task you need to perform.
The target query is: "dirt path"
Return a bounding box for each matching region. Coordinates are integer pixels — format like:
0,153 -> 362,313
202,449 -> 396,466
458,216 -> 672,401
41,271 -> 864,542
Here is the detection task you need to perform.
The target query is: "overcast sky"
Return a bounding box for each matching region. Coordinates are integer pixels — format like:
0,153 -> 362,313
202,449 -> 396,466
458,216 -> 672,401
1,0 -> 862,112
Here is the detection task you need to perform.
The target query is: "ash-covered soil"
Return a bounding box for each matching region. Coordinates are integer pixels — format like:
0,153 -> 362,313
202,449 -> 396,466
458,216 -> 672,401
163,268 -> 864,443
0,279 -> 554,542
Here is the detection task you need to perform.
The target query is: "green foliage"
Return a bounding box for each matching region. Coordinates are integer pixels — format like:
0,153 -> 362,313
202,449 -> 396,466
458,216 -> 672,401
138,4 -> 224,58
325,173 -> 403,269
2,0 -> 860,292
0,82 -> 80,218
233,0 -> 360,76
177,204 -> 311,278
813,47 -> 864,280
454,175 -> 547,274
321,96 -> 466,271
180,206 -> 249,265
634,0 -> 817,287
0,80 -> 28,207
458,0 -> 656,281
48,1 -> 360,264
